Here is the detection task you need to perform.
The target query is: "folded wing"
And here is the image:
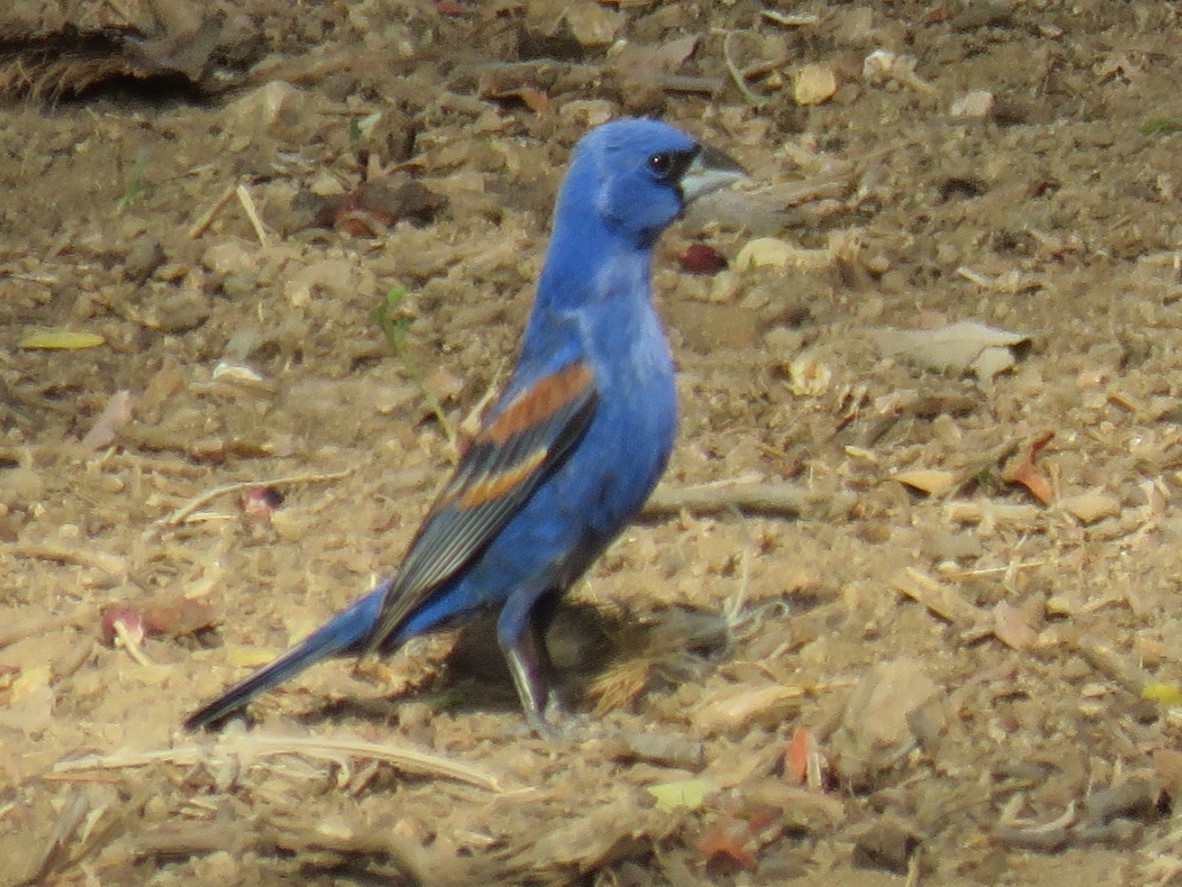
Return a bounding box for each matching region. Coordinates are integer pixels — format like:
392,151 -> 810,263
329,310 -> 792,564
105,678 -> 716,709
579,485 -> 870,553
364,360 -> 598,653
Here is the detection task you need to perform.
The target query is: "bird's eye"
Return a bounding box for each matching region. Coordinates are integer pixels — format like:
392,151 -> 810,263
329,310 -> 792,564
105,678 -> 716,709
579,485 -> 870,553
648,152 -> 675,178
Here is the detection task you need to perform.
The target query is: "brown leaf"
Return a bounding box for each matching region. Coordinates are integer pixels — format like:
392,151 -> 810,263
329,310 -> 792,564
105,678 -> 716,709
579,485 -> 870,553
1001,431 -> 1055,505
141,597 -> 217,638
695,816 -> 757,871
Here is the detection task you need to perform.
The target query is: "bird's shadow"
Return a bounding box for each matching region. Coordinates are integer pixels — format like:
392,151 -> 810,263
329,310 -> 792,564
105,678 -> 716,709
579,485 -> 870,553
292,599 -> 732,729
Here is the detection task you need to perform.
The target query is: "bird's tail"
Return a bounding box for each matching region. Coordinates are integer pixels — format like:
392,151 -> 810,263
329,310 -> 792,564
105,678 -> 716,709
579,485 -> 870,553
183,579 -> 390,731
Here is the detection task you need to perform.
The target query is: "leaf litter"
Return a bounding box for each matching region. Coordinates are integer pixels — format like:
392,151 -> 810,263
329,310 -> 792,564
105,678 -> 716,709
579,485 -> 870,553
5,0 -> 1182,884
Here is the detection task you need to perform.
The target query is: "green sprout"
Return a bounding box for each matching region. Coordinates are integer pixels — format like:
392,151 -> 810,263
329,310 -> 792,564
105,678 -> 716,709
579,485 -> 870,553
975,466 -> 997,493
115,148 -> 149,214
1141,118 -> 1182,137
370,285 -> 456,450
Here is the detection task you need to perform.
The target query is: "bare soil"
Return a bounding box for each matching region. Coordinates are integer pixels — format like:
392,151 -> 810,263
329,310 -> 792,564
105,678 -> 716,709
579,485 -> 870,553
4,1 -> 1182,884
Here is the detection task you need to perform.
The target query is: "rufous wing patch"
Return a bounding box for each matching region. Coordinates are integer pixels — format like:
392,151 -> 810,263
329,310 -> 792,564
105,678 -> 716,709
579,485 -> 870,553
482,363 -> 594,446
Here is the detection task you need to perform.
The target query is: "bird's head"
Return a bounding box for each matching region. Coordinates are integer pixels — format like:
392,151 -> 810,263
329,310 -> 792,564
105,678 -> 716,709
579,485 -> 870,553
561,118 -> 745,248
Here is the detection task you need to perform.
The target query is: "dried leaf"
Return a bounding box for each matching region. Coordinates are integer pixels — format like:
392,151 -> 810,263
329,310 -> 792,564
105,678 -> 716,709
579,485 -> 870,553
693,684 -> 805,734
841,662 -> 940,756
892,469 -> 957,496
80,389 -> 135,450
141,598 -> 217,638
1001,431 -> 1055,505
992,601 -> 1038,650
735,237 -> 832,271
784,727 -> 827,790
695,816 -> 758,870
646,778 -> 714,813
1059,489 -> 1120,524
609,34 -> 698,80
872,319 -> 1029,382
19,329 -> 106,349
893,567 -> 981,625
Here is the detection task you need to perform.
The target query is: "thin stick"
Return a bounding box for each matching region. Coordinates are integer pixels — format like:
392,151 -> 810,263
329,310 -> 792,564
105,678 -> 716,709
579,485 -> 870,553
10,542 -> 126,576
0,611 -> 89,651
236,183 -> 270,246
156,468 -> 354,527
187,182 -> 236,239
50,733 -> 502,791
113,619 -> 154,666
642,481 -> 853,521
723,31 -> 770,108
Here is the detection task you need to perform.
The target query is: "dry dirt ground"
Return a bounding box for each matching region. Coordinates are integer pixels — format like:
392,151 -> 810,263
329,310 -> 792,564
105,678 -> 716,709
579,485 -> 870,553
4,1 -> 1182,884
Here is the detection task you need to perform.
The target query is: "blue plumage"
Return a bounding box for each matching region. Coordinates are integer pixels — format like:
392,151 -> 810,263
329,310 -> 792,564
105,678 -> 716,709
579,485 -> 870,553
184,119 -> 744,730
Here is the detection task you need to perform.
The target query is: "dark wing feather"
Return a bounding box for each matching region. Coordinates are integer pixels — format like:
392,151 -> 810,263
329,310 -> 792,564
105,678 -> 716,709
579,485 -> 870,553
364,361 -> 598,652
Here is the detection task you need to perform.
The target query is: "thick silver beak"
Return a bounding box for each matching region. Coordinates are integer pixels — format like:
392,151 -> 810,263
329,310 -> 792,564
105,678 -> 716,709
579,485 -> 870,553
679,144 -> 747,203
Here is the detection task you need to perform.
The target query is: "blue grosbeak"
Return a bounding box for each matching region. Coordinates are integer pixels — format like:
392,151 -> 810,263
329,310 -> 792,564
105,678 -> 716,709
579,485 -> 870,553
184,118 -> 744,730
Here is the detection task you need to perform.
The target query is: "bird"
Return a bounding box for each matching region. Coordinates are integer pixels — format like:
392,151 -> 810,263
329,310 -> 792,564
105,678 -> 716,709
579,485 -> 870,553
184,118 -> 745,731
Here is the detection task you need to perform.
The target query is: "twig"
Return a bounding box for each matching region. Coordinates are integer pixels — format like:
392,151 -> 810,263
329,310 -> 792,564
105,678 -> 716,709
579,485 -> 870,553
723,31 -> 771,108
113,619 -> 154,666
10,542 -> 126,576
641,481 -> 853,521
236,183 -> 270,246
50,733 -> 502,791
129,819 -> 428,883
187,182 -> 237,239
892,567 -> 981,627
0,612 -> 89,651
156,468 -> 354,527
649,73 -> 725,95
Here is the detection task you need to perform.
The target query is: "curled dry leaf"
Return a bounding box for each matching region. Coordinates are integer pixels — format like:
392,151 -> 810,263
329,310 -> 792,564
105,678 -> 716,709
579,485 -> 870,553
1001,431 -> 1055,505
784,726 -> 828,791
696,807 -> 781,872
893,567 -> 981,626
301,179 -> 446,236
872,319 -> 1030,383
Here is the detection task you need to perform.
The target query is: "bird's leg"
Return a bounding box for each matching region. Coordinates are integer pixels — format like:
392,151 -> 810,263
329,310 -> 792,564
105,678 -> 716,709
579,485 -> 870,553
501,617 -> 561,730
498,591 -> 564,730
